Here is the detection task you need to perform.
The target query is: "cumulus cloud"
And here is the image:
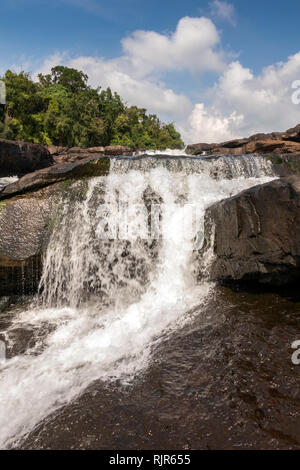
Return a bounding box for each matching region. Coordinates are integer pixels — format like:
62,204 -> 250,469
27,16 -> 300,145
179,103 -> 243,143
209,0 -> 236,26
67,56 -> 193,118
34,15 -> 227,121
180,53 -> 300,143
36,53 -> 193,120
122,16 -> 225,75
34,52 -> 68,78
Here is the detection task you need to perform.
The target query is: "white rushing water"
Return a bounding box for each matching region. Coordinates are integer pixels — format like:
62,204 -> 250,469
137,148 -> 189,156
0,176 -> 18,189
0,155 -> 276,448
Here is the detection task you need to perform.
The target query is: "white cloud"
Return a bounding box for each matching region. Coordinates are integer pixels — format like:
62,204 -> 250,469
35,49 -> 300,145
12,14 -> 300,145
181,53 -> 300,143
34,15 -> 227,121
36,53 -> 193,120
179,103 -> 243,143
67,56 -> 193,118
122,16 -> 225,75
209,0 -> 236,26
33,52 -> 68,78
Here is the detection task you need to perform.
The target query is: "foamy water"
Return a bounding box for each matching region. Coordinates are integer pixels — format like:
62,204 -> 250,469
0,156 -> 276,448
137,148 -> 189,156
0,176 -> 18,189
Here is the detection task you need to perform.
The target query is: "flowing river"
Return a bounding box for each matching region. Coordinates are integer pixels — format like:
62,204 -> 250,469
1,154 -> 300,450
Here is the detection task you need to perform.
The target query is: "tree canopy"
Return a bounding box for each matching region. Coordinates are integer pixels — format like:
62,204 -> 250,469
0,66 -> 184,150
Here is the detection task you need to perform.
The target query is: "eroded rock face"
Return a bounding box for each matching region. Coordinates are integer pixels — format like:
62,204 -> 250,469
0,156 -> 111,296
186,124 -> 300,156
0,198 -> 51,259
201,177 -> 300,286
0,139 -> 138,180
51,145 -> 138,164
0,193 -> 53,296
0,139 -> 54,177
244,140 -> 300,155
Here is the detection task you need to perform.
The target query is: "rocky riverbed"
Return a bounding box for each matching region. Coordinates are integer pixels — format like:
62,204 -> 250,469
0,133 -> 300,450
1,286 -> 300,450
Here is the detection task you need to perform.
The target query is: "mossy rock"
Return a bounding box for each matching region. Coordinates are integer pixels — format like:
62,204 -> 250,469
0,200 -> 6,214
265,154 -> 300,176
54,157 -> 110,179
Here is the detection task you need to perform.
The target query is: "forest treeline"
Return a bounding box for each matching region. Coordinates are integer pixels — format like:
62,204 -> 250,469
0,66 -> 184,149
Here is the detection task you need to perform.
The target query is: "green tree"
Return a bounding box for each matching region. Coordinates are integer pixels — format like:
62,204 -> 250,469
38,66 -> 88,93
0,66 -> 185,150
1,70 -> 46,142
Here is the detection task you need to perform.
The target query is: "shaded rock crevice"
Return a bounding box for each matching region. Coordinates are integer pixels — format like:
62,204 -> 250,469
0,139 -> 53,177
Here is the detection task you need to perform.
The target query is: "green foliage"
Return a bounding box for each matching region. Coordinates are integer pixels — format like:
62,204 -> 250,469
0,66 -> 184,150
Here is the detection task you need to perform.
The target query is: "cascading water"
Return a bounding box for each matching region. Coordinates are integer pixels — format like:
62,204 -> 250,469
0,176 -> 18,190
0,154 -> 276,449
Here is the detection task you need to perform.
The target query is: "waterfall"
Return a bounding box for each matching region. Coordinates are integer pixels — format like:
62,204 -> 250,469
0,154 -> 276,448
0,176 -> 18,190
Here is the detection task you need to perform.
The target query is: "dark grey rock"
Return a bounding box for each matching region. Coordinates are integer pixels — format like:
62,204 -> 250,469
0,139 -> 53,177
201,176 -> 300,286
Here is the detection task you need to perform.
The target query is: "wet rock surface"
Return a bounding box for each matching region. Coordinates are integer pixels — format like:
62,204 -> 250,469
16,287 -> 300,450
202,176 -> 300,286
0,190 -> 54,296
0,172 -> 103,296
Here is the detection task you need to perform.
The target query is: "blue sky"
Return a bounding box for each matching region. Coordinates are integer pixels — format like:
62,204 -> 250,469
1,0 -> 300,143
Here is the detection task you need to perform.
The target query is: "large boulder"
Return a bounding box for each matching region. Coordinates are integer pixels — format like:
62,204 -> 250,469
285,123 -> 300,142
0,155 -> 110,198
201,176 -> 300,286
267,154 -> 300,176
244,140 -> 300,154
186,140 -> 246,156
0,156 -> 110,296
0,195 -> 52,296
0,139 -> 54,177
50,145 -> 138,164
186,139 -> 300,157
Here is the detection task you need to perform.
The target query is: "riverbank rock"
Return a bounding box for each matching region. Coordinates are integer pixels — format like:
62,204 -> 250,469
50,145 -> 138,164
0,180 -> 60,296
0,139 -> 138,180
0,196 -> 51,296
0,156 -> 110,198
0,139 -> 54,177
186,123 -> 300,156
201,176 -> 300,286
0,156 -> 110,296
